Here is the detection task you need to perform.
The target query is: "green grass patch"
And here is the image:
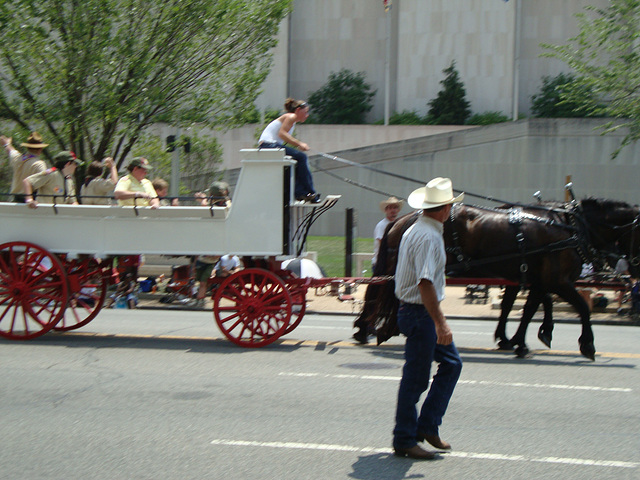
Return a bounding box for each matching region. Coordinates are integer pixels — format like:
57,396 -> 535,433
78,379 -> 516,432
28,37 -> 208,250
306,236 -> 373,277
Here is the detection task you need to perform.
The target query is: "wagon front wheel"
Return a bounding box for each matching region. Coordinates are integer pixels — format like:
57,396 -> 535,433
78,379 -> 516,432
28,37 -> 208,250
213,268 -> 292,347
0,241 -> 69,340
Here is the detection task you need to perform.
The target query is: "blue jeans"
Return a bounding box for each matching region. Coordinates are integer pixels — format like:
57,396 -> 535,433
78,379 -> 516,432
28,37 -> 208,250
393,303 -> 462,449
259,143 -> 315,198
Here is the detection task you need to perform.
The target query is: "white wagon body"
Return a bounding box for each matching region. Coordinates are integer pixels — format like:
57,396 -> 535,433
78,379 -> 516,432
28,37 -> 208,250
0,148 -> 340,347
0,148 -> 338,258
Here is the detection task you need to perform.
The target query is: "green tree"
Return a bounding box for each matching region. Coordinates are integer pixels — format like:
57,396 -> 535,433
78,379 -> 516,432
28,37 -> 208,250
426,61 -> 471,125
307,69 -> 376,124
0,0 -> 292,167
530,73 -> 598,118
543,0 -> 640,157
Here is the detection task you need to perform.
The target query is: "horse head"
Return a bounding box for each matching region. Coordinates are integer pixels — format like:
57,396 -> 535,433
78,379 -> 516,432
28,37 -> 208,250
580,198 -> 640,276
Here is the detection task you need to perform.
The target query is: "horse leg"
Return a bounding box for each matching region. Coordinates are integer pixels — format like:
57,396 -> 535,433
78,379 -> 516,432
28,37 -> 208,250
555,285 -> 595,361
353,284 -> 382,344
537,293 -> 554,348
495,285 -> 520,350
509,288 -> 545,358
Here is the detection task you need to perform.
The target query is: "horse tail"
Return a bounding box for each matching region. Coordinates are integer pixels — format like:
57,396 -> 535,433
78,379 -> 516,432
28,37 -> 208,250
354,212 -> 418,344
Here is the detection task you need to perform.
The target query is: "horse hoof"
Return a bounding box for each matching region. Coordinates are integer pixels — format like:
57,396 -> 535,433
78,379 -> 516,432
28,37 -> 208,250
537,331 -> 552,349
352,329 -> 369,344
514,345 -> 530,358
579,342 -> 596,361
497,339 -> 513,350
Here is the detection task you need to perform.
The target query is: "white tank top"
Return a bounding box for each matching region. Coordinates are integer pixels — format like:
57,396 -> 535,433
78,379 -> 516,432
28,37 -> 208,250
259,118 -> 295,145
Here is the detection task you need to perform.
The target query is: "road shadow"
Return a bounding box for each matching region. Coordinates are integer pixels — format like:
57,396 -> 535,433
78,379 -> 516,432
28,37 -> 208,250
349,452 -> 443,479
363,344 -> 636,369
1,335 -> 635,368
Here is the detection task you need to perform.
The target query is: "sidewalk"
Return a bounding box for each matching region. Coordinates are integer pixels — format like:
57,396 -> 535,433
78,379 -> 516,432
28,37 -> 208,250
136,284 -> 639,326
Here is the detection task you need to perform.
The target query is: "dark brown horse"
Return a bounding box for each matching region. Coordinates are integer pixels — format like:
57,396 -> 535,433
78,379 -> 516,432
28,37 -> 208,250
354,198 -> 639,360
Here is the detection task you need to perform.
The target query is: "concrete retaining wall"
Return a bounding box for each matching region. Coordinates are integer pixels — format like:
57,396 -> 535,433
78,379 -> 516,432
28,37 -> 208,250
306,118 -> 640,237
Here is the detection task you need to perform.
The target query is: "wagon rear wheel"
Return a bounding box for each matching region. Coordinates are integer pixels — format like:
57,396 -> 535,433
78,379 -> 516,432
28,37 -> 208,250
54,257 -> 109,331
213,268 -> 292,347
0,241 -> 69,340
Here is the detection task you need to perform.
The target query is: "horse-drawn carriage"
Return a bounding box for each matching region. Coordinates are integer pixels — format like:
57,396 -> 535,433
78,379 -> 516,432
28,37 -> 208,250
0,149 -> 343,347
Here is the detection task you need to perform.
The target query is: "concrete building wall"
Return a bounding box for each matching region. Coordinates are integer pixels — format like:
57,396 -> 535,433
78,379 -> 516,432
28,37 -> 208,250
262,0 -> 610,121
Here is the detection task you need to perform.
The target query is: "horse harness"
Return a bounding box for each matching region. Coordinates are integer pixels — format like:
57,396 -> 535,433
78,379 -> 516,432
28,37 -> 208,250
445,203 -> 592,286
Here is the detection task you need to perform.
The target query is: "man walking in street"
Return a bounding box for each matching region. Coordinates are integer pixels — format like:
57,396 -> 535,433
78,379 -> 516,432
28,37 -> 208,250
392,177 -> 464,460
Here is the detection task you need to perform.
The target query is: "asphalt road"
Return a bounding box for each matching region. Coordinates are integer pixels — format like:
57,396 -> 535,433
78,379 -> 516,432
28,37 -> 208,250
0,310 -> 638,480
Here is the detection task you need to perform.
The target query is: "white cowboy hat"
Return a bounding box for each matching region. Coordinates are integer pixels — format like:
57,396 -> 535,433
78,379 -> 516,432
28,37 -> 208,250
408,177 -> 464,209
379,196 -> 404,212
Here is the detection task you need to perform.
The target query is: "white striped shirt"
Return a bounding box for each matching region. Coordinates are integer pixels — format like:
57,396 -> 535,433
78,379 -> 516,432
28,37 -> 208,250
394,215 -> 447,304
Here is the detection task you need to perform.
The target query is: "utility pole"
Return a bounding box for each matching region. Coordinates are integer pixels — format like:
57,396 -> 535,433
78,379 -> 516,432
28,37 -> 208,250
511,0 -> 521,121
384,0 -> 392,125
170,127 -> 180,198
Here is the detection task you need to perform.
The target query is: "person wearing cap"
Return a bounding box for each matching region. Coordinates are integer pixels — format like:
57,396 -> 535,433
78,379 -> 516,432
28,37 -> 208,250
80,157 -> 119,205
372,196 -> 404,271
196,180 -> 231,207
114,157 -> 160,208
258,98 -> 320,204
23,151 -> 82,208
1,131 -> 49,202
392,177 -> 464,460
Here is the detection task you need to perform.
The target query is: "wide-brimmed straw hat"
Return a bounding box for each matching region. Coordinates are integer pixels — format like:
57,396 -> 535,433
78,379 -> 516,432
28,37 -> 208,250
20,131 -> 49,149
408,177 -> 464,210
379,196 -> 403,212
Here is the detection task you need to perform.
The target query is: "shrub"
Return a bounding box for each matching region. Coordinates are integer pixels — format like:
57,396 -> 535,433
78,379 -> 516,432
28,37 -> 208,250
427,60 -> 471,125
388,110 -> 425,125
307,69 -> 376,124
530,73 -> 597,118
467,111 -> 510,125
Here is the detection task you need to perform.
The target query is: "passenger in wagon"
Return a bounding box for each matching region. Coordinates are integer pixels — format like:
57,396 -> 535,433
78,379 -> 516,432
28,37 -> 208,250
114,157 -> 160,208
1,131 -> 48,202
151,178 -> 179,206
258,98 -> 320,204
80,157 -> 119,205
23,151 -> 82,208
195,180 -> 231,207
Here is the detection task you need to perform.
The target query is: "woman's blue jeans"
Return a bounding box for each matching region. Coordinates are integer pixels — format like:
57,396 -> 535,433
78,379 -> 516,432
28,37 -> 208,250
393,303 -> 463,449
259,143 -> 315,198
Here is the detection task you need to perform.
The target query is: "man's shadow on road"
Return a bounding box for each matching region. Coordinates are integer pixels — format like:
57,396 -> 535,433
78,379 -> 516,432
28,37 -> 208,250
349,452 -> 443,480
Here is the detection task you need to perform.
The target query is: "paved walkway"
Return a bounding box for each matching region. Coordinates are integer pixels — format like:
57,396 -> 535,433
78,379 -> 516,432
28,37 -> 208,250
137,283 -> 638,326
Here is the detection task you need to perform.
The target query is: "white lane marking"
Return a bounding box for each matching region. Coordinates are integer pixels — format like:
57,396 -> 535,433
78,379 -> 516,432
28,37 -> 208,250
210,439 -> 638,469
278,372 -> 632,392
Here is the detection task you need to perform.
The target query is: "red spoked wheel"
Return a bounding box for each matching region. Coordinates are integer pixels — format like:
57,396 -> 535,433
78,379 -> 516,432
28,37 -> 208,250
213,268 -> 292,347
284,284 -> 306,335
54,257 -> 109,331
0,241 -> 69,340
